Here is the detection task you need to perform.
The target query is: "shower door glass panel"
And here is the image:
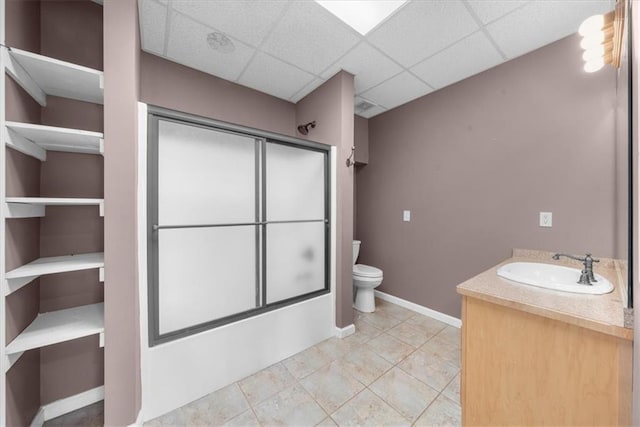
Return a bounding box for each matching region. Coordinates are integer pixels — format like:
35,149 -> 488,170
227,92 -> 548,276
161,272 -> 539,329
266,222 -> 325,304
158,119 -> 256,225
157,226 -> 256,335
265,142 -> 325,221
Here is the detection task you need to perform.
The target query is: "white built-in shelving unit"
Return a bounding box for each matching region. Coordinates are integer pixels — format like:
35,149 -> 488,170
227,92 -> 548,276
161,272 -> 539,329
5,121 -> 104,160
1,5 -> 106,421
3,47 -> 103,106
4,303 -> 104,371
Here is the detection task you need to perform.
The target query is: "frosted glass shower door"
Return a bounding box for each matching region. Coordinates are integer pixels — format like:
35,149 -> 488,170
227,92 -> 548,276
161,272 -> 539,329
265,142 -> 327,304
154,119 -> 258,335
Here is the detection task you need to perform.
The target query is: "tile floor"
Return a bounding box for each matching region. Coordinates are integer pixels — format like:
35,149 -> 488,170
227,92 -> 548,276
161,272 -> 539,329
46,299 -> 462,426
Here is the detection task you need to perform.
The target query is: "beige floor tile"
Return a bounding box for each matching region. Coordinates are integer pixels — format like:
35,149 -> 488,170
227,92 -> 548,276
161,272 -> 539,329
337,346 -> 393,385
365,333 -> 415,364
421,334 -> 460,367
253,384 -> 327,426
442,373 -> 461,404
386,321 -> 435,348
300,361 -> 365,413
397,349 -> 459,391
317,417 -> 338,426
182,383 -> 250,426
330,389 -> 411,427
351,318 -> 383,343
436,326 -> 461,346
405,315 -> 448,336
316,336 -> 360,361
358,311 -> 403,331
369,367 -> 439,423
414,394 -> 461,427
222,409 -> 260,427
144,408 -> 190,427
283,345 -> 333,379
238,362 -> 296,406
375,302 -> 414,321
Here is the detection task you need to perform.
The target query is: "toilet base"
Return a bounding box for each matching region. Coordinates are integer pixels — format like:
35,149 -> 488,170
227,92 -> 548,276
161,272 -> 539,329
354,286 -> 376,313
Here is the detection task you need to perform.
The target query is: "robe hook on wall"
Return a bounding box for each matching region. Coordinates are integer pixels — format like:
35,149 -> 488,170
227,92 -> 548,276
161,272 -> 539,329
346,146 -> 356,167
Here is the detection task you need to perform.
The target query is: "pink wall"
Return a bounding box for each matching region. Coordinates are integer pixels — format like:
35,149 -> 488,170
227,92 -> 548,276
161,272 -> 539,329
140,53 -> 297,137
103,0 -> 141,424
296,72 -> 355,328
354,115 -> 369,165
357,34 -> 617,318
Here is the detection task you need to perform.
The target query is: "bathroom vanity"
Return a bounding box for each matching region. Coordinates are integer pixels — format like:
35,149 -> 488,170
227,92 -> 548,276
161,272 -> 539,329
457,249 -> 632,426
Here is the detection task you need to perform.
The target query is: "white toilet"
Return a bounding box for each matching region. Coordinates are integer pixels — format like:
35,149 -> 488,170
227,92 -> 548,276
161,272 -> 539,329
352,240 -> 384,313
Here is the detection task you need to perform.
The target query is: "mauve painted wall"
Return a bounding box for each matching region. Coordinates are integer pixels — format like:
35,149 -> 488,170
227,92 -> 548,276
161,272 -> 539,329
354,115 -> 369,165
140,52 -> 297,137
357,34 -> 616,319
104,0 -> 142,424
296,72 -> 355,328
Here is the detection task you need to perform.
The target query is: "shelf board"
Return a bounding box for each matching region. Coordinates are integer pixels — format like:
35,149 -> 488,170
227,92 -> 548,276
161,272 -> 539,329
5,303 -> 104,355
5,197 -> 104,218
5,121 -> 104,160
4,47 -> 103,106
5,252 -> 104,280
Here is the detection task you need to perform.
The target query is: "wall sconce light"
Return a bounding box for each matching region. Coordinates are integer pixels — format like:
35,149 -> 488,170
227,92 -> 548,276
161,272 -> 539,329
579,0 -> 625,73
297,121 -> 316,135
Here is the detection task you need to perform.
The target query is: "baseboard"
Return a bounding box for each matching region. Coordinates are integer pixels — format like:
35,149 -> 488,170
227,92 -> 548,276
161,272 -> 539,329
29,407 -> 44,427
335,323 -> 355,338
374,290 -> 462,328
40,385 -> 105,423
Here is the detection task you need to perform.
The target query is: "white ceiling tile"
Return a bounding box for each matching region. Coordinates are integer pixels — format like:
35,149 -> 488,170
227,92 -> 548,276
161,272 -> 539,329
357,105 -> 387,119
170,0 -> 290,47
260,1 -> 361,75
139,0 -> 167,55
320,42 -> 403,94
239,52 -> 316,101
166,12 -> 256,82
367,0 -> 479,67
465,0 -> 529,24
411,32 -> 504,90
360,72 -> 433,110
290,78 -> 325,103
486,0 -> 614,59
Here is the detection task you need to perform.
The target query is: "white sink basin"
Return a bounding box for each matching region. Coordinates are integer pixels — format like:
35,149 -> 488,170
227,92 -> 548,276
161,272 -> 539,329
496,262 -> 613,295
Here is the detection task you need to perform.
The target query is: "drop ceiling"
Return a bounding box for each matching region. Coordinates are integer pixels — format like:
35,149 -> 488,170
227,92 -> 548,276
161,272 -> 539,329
138,0 -> 614,118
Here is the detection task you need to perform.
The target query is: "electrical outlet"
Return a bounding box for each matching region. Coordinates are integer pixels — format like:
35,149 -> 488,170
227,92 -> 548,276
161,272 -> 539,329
403,210 -> 411,222
539,212 -> 552,227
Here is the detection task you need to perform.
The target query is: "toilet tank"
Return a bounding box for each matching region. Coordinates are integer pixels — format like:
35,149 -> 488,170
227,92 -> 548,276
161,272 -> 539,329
353,240 -> 361,265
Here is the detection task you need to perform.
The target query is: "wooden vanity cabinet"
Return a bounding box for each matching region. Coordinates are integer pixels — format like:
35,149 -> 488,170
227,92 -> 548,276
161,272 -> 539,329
460,296 -> 632,426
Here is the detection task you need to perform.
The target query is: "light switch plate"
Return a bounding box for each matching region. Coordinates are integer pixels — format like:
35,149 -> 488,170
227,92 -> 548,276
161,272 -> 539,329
539,212 -> 552,227
403,210 -> 411,222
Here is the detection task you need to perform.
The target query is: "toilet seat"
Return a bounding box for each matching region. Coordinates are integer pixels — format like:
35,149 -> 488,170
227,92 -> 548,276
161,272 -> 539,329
353,264 -> 383,278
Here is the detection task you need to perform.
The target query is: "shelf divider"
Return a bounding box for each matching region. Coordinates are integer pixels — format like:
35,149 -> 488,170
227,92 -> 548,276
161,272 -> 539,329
5,198 -> 104,218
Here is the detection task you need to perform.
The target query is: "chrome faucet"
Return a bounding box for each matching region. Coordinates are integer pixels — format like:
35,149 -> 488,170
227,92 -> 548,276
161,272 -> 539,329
552,253 -> 600,285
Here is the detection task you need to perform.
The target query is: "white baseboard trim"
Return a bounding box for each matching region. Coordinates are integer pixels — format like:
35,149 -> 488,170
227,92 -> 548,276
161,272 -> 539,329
30,385 -> 105,425
29,407 -> 45,427
335,324 -> 356,338
375,290 -> 462,328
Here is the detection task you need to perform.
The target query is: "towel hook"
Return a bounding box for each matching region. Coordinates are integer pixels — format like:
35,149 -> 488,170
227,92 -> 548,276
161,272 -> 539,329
346,146 -> 356,167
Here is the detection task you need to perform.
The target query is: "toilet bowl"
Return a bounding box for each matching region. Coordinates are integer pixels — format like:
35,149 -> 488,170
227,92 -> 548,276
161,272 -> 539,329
352,240 -> 383,313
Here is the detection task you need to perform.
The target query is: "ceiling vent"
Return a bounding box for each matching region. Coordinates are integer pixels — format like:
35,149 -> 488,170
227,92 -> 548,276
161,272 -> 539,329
355,99 -> 377,113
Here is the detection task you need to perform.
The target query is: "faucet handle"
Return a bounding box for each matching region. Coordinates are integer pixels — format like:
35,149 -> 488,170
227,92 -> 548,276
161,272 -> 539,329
585,253 -> 600,263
